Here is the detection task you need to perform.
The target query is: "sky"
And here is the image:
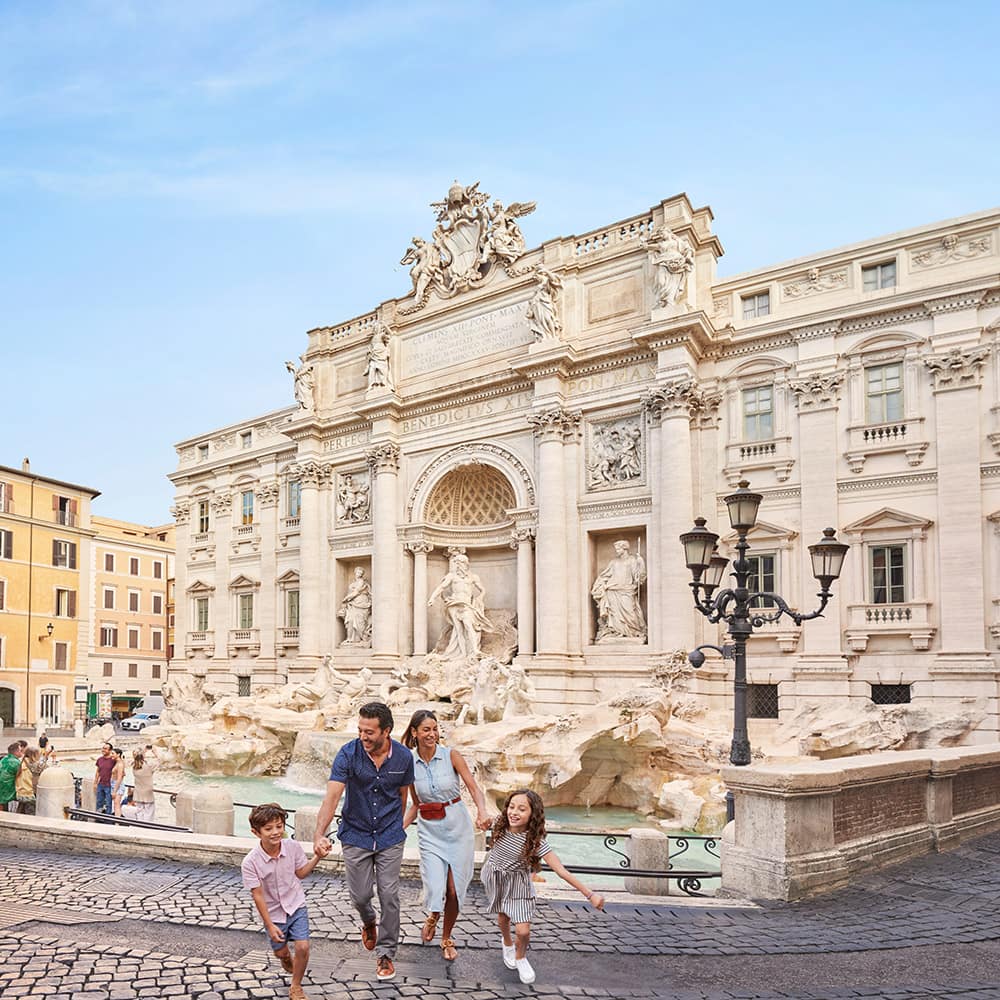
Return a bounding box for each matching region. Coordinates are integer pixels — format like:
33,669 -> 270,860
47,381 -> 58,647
3,0 -> 998,524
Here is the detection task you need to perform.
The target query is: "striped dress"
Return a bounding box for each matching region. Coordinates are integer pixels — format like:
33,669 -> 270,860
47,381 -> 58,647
481,831 -> 551,923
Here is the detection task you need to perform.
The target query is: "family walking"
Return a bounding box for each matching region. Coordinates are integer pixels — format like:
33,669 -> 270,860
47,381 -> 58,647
243,700 -> 604,997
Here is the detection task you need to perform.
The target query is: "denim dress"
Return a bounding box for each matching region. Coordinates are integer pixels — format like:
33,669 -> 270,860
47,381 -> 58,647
412,744 -> 474,911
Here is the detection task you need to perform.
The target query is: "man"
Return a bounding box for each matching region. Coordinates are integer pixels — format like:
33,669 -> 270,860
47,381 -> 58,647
0,742 -> 25,813
93,742 -> 115,815
314,702 -> 414,983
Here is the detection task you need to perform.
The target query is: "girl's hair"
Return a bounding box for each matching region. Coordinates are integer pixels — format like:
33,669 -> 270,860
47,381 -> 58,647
402,709 -> 438,749
22,748 -> 40,764
132,751 -> 145,771
491,789 -> 547,871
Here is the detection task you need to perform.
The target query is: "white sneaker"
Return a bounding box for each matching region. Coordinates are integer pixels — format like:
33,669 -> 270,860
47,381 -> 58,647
516,957 -> 535,984
501,941 -> 516,969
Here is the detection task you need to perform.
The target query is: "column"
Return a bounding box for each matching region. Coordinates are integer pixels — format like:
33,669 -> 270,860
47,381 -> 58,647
528,410 -> 573,656
408,542 -> 433,656
256,480 -> 280,674
563,415 -> 584,655
367,443 -> 401,658
511,528 -> 536,655
170,499 -> 191,675
294,461 -> 326,668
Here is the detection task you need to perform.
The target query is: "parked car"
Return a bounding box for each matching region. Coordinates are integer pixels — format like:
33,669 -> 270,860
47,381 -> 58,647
121,712 -> 160,731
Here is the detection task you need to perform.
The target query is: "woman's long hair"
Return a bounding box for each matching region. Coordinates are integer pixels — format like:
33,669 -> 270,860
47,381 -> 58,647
402,709 -> 438,749
491,788 -> 547,871
132,751 -> 145,771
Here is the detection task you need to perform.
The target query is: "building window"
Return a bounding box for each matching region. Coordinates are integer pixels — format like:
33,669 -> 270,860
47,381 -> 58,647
742,386 -> 774,441
238,593 -> 254,629
863,260 -> 896,292
39,692 -> 60,725
871,683 -> 911,705
152,664 -> 161,679
866,363 -> 903,424
152,630 -> 163,651
130,557 -> 140,576
747,553 -> 777,609
152,594 -> 163,615
241,491 -> 254,526
128,663 -> 138,679
153,560 -> 163,580
198,443 -> 209,460
54,642 -> 69,670
128,627 -> 140,649
0,482 -> 11,514
103,587 -> 116,611
870,544 -> 906,604
238,676 -> 252,697
287,480 -> 302,519
195,597 -> 209,632
241,431 -> 252,449
52,540 -> 77,568
55,588 -> 76,618
103,662 -> 113,677
197,500 -> 210,534
128,590 -> 140,613
742,291 -> 770,320
100,625 -> 118,647
0,530 -> 10,560
747,683 -> 780,719
286,589 -> 300,628
54,496 -> 77,526
104,552 -> 115,572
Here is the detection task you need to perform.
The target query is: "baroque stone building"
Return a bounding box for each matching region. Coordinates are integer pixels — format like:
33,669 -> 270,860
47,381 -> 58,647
169,185 -> 1000,737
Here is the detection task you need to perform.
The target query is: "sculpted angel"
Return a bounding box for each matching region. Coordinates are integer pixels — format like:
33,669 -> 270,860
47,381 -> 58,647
484,199 -> 535,265
401,236 -> 443,303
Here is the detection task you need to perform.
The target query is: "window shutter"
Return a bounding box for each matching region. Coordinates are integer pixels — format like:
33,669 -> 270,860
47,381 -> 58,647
5,484 -> 12,514
68,591 -> 76,618
0,580 -> 5,608
52,539 -> 59,564
52,495 -> 58,511
70,499 -> 78,516
69,543 -> 77,569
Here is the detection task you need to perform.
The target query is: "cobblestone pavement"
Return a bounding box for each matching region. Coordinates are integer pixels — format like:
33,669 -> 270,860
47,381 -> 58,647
1,834 -> 999,999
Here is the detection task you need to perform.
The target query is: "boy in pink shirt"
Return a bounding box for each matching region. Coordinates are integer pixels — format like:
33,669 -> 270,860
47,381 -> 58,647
241,803 -> 330,1000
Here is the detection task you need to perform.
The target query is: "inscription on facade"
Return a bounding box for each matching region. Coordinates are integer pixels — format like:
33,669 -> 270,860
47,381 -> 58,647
567,361 -> 656,396
404,301 -> 531,376
402,390 -> 534,434
323,427 -> 372,453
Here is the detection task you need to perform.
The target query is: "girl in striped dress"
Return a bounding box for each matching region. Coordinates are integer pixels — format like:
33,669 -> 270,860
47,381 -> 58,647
481,789 -> 605,985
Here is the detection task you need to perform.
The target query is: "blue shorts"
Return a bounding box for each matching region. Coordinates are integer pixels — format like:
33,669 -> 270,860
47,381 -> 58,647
267,905 -> 309,950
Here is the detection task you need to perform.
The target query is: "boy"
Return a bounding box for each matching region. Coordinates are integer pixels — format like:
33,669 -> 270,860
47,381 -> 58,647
242,803 -> 330,1000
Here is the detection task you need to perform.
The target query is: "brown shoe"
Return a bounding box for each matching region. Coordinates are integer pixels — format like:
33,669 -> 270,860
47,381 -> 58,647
361,923 -> 377,951
376,956 -> 395,981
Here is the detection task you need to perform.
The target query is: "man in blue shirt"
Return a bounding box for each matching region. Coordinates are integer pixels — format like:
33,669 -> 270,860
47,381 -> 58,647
314,701 -> 414,983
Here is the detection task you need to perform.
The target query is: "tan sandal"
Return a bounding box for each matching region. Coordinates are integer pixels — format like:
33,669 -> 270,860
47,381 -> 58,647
421,912 -> 440,942
441,937 -> 458,961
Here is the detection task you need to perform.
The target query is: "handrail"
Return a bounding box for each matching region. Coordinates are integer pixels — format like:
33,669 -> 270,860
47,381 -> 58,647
64,806 -> 188,832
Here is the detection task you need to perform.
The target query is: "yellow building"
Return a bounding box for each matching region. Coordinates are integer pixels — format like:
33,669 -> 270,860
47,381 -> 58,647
0,460 -> 99,728
89,518 -> 175,717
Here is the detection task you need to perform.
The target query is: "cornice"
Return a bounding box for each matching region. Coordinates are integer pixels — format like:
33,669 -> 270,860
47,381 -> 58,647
577,495 -> 653,521
837,471 -> 938,493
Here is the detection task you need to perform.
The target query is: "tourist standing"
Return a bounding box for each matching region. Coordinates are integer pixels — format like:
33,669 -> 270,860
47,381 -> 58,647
130,748 -> 159,822
0,742 -> 25,813
482,789 -> 605,985
15,748 -> 46,815
402,709 -> 491,962
110,748 -> 127,817
313,702 -> 414,983
93,743 -> 115,815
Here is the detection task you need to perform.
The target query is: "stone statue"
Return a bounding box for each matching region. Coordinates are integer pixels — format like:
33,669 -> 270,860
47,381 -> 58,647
428,552 -> 493,661
336,475 -> 370,525
589,422 -> 643,487
484,200 -> 529,265
645,227 -> 694,308
400,235 -> 443,305
501,661 -> 536,720
338,567 -> 373,647
366,322 -> 395,393
336,666 -> 374,717
285,358 -> 315,411
592,539 -> 647,642
526,265 -> 563,342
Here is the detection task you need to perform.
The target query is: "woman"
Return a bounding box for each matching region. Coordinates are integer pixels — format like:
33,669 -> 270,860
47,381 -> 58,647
130,748 -> 159,822
15,748 -> 45,815
110,748 -> 127,817
403,710 -> 491,961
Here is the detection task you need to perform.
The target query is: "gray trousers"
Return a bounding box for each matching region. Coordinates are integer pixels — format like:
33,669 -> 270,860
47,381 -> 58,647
342,842 -> 405,959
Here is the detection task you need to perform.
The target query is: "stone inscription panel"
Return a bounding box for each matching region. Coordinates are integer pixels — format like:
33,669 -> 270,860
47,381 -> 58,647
336,360 -> 367,395
402,390 -> 533,434
323,427 -> 371,453
404,301 -> 531,377
587,274 -> 642,324
566,360 -> 656,397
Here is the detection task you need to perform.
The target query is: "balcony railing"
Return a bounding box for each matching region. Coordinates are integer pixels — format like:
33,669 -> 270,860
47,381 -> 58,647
54,509 -> 77,526
846,601 -> 934,652
228,628 -> 261,658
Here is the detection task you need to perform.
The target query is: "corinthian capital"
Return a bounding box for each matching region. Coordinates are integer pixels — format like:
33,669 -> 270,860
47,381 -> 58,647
289,460 -> 330,487
788,370 -> 845,410
366,442 -> 401,473
256,480 -> 281,507
209,491 -> 233,513
171,500 -> 191,525
924,344 -> 991,390
510,526 -> 536,549
406,541 -> 434,555
527,407 -> 582,442
643,379 -> 719,422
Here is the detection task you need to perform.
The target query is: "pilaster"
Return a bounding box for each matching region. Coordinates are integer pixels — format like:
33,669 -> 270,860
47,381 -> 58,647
367,442 -> 401,660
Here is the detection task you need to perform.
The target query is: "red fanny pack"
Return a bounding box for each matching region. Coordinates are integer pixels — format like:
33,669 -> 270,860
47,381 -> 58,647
418,796 -> 460,820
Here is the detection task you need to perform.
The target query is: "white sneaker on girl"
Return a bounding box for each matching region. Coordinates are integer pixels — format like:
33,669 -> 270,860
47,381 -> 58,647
516,957 -> 536,984
501,941 -> 516,969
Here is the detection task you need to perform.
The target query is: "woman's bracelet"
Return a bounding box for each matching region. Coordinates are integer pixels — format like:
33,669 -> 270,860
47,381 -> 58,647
584,890 -> 594,899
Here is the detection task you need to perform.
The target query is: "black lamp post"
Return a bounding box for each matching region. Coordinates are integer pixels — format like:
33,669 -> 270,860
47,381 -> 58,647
679,480 -> 848,821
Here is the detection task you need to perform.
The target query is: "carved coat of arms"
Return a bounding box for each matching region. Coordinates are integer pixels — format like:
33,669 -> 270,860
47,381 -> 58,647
400,180 -> 535,313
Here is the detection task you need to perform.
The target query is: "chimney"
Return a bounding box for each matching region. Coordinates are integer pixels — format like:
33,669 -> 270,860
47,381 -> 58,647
21,457 -> 30,473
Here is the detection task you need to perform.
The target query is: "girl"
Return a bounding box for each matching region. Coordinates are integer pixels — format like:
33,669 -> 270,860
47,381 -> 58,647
110,748 -> 127,817
15,748 -> 43,815
482,789 -> 604,985
402,710 -> 491,962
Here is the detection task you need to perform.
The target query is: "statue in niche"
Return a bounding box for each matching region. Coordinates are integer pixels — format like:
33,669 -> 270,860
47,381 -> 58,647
588,422 -> 643,488
338,567 -> 373,647
336,475 -> 370,524
592,539 -> 647,642
526,265 -> 563,342
366,322 -> 395,393
644,226 -> 694,308
285,358 -> 316,410
427,552 -> 493,661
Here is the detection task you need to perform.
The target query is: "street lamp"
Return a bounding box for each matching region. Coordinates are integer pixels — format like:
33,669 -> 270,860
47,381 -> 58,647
680,480 -> 848,820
